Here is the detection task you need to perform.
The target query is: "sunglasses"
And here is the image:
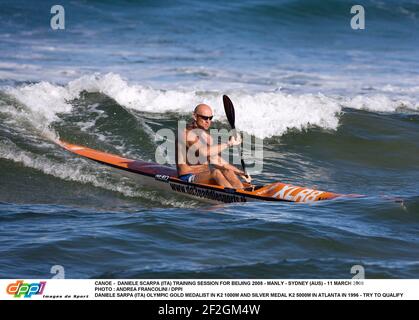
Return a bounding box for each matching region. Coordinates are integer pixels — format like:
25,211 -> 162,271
196,114 -> 214,121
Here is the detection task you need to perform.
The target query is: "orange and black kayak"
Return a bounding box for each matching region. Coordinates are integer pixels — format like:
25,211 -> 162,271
58,140 -> 341,203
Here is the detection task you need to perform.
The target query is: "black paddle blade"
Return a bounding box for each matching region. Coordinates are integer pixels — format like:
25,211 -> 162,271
223,95 -> 235,129
223,94 -> 247,176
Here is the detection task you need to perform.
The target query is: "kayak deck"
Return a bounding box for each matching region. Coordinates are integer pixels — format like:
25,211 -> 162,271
58,140 -> 340,203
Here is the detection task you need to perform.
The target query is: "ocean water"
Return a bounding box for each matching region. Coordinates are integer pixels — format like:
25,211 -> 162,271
1,0 -> 419,279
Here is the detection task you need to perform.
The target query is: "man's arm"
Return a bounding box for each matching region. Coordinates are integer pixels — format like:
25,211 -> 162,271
176,130 -> 186,165
210,154 -> 245,176
186,130 -> 234,158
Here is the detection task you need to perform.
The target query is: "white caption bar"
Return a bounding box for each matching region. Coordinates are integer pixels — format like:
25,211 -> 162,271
1,279 -> 418,300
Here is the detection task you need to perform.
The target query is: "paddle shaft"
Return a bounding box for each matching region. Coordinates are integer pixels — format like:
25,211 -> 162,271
223,95 -> 247,176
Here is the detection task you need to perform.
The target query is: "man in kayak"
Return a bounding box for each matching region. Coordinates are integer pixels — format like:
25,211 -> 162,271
176,103 -> 250,189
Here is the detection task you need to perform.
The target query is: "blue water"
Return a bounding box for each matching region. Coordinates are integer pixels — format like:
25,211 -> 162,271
1,0 -> 419,278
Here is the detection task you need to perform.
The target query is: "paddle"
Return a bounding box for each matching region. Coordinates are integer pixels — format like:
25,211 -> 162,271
222,95 -> 248,179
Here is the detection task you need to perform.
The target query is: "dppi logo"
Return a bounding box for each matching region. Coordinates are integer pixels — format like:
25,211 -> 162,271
6,280 -> 46,298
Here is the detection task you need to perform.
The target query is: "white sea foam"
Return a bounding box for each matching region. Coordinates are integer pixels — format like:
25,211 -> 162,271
6,81 -> 76,122
3,73 -> 418,140
342,94 -> 418,113
0,140 -> 116,190
4,81 -> 77,141
66,73 -> 417,137
0,140 -> 193,206
63,73 -> 343,138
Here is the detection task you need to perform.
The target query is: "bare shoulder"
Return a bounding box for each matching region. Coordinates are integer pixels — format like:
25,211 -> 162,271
184,128 -> 199,144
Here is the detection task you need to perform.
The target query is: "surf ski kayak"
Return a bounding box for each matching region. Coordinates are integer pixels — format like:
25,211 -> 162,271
58,140 -> 341,203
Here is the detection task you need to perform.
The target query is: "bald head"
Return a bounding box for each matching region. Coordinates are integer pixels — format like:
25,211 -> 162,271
194,104 -> 213,115
192,103 -> 213,130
